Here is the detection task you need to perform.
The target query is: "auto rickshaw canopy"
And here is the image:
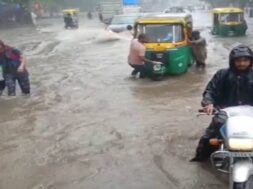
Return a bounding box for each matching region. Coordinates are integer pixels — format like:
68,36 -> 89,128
136,13 -> 192,25
63,9 -> 80,15
212,7 -> 244,14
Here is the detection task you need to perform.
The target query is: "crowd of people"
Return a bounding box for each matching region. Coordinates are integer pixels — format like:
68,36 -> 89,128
0,1 -> 61,27
0,3 -> 31,26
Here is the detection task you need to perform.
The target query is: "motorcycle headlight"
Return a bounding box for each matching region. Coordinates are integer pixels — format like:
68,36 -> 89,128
228,138 -> 253,151
153,64 -> 161,71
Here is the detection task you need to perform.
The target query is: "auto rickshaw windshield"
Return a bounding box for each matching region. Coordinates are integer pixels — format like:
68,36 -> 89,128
220,13 -> 244,23
136,24 -> 184,43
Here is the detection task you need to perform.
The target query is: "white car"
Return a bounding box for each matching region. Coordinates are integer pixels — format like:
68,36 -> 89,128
107,14 -> 141,33
163,7 -> 190,14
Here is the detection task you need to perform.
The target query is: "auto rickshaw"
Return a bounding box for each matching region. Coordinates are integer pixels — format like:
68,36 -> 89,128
132,13 -> 194,80
63,9 -> 80,29
211,8 -> 247,37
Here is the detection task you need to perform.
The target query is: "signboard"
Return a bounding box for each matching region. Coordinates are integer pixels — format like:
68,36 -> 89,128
123,0 -> 139,6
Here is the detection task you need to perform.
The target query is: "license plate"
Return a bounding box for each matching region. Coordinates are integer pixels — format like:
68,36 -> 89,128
156,53 -> 163,59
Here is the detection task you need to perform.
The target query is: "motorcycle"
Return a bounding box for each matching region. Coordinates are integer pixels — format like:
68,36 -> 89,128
200,106 -> 253,189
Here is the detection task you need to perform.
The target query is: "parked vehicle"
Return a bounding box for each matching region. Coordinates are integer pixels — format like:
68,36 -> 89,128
163,6 -> 187,14
107,13 -> 141,33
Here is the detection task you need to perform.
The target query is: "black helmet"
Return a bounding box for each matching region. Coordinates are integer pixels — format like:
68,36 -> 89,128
229,45 -> 253,67
191,30 -> 200,38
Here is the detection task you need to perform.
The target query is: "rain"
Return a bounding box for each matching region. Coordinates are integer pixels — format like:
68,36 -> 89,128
0,0 -> 253,188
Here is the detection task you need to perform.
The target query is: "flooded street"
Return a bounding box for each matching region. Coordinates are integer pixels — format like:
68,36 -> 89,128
1,11 -> 253,189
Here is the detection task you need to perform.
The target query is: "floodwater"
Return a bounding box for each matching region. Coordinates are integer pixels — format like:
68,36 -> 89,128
0,11 -> 253,189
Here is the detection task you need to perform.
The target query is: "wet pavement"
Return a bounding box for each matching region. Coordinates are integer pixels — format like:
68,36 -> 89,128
0,11 -> 253,189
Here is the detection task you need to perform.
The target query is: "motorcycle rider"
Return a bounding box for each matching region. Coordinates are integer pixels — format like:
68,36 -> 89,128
192,45 -> 253,161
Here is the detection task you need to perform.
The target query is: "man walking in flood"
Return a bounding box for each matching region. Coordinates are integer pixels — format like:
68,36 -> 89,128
0,41 -> 30,96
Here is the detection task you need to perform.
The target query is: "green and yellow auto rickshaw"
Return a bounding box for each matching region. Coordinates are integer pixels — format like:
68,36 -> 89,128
63,8 -> 80,29
211,7 -> 247,37
133,13 -> 194,80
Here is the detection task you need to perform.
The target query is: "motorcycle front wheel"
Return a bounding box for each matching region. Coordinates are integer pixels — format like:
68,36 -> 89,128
233,176 -> 253,189
233,182 -> 246,189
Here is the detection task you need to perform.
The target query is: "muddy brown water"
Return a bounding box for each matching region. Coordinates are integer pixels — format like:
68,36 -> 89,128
1,12 -> 253,189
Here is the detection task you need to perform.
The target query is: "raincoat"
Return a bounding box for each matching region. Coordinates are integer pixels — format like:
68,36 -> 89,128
202,68 -> 253,107
192,60 -> 253,161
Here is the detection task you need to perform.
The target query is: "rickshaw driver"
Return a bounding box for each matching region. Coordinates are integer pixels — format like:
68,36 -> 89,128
162,28 -> 173,42
64,13 -> 74,28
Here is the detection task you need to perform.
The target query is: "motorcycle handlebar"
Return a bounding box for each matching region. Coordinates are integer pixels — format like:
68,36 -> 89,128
197,108 -> 219,116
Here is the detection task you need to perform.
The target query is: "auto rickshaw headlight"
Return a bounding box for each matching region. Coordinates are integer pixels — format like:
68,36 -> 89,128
228,138 -> 253,151
153,64 -> 162,71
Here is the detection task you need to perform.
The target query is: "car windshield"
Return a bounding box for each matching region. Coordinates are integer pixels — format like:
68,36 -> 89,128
165,7 -> 184,13
136,24 -> 184,43
111,16 -> 138,25
220,13 -> 243,23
